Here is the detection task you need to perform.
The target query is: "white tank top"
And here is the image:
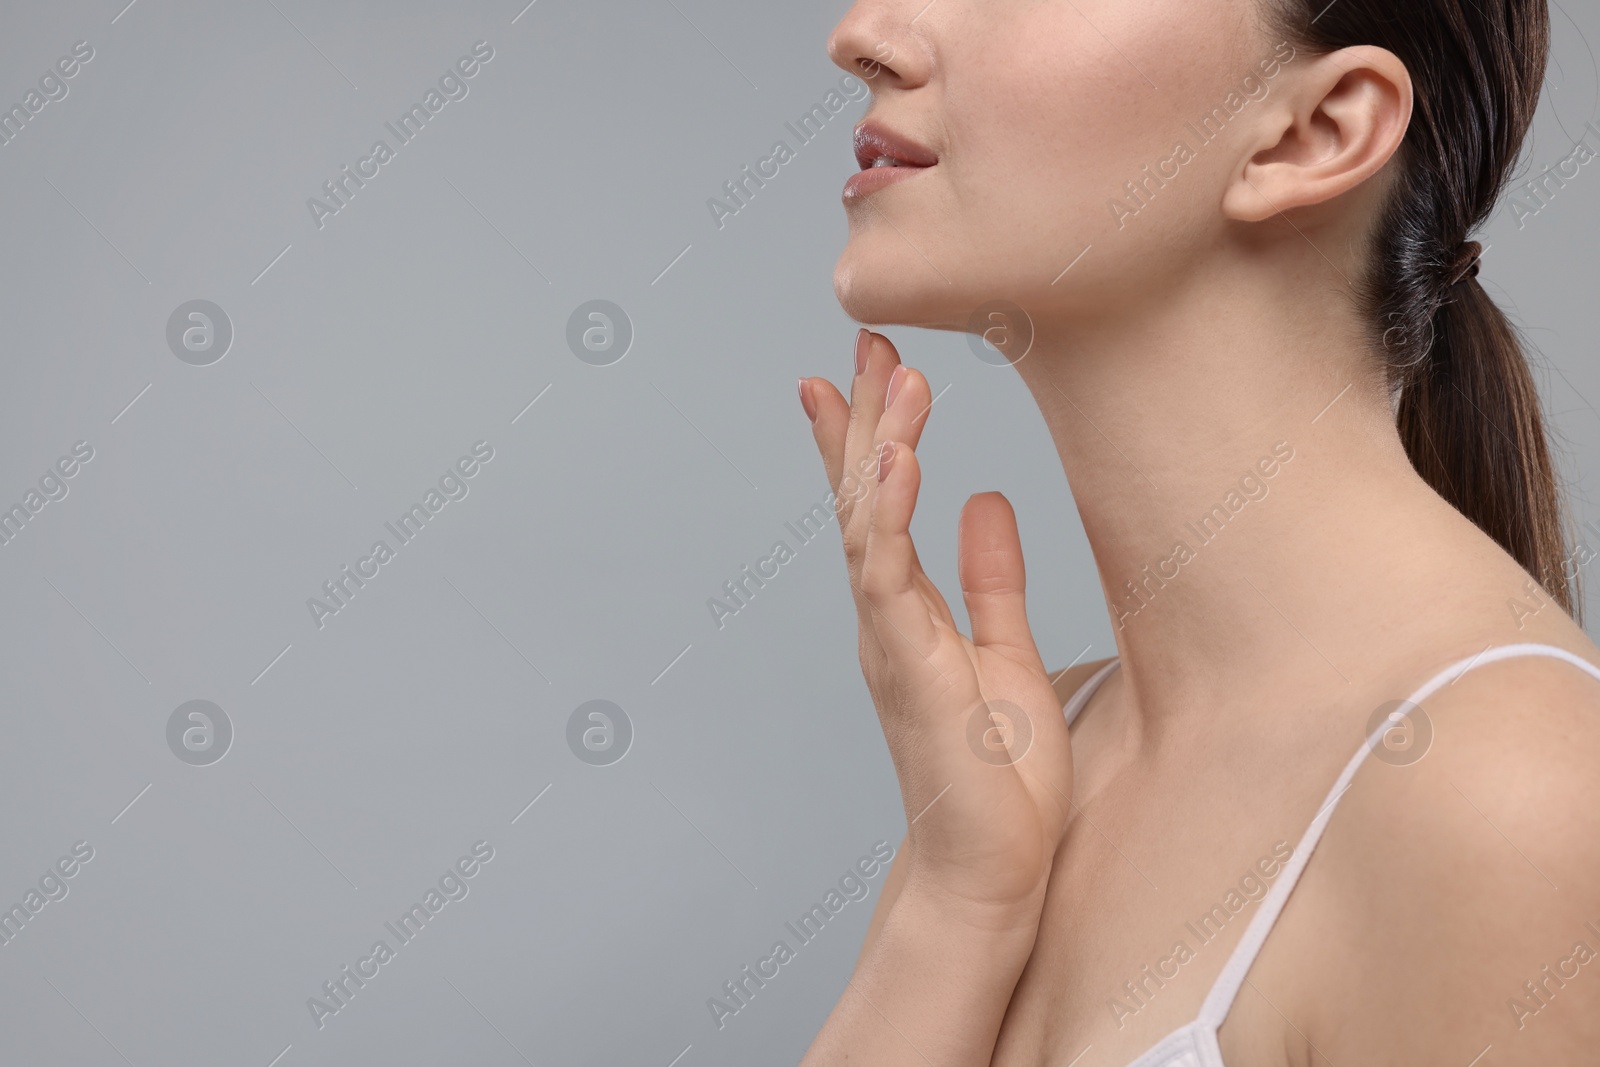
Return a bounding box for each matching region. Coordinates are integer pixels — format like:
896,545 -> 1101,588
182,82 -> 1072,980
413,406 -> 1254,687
1058,641 -> 1600,1066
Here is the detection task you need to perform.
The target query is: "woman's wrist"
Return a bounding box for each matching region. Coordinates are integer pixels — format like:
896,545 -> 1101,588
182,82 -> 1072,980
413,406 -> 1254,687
798,873 -> 1041,1065
887,871 -> 1045,954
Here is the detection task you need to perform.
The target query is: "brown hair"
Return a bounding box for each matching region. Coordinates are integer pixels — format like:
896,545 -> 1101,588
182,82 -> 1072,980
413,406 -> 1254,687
1262,0 -> 1582,621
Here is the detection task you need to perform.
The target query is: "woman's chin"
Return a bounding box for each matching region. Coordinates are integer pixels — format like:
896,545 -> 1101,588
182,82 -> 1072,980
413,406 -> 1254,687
832,256 -> 964,329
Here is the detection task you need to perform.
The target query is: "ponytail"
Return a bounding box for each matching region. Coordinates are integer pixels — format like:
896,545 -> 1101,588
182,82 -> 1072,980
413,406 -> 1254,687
1398,278 -> 1579,617
1264,0 -> 1580,621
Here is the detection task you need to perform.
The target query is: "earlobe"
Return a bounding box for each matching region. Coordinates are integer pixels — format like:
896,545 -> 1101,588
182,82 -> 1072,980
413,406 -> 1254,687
1223,46 -> 1412,223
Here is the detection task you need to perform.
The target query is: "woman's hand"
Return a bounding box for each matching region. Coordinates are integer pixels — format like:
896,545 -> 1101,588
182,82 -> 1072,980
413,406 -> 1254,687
798,329 -> 1075,921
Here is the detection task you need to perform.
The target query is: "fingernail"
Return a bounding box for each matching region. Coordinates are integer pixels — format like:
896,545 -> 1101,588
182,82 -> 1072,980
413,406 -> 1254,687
797,378 -> 818,423
877,440 -> 896,482
885,365 -> 906,409
855,328 -> 871,376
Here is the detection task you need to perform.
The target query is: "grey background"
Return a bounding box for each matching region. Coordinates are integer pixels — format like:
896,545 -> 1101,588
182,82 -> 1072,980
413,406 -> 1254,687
0,1 -> 1596,1064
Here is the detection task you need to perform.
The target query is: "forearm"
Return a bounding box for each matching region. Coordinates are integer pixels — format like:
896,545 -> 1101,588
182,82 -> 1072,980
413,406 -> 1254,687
853,834 -> 909,970
801,879 -> 1039,1067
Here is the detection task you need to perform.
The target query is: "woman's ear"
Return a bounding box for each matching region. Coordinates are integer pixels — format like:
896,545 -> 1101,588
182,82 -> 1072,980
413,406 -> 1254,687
1224,45 -> 1413,222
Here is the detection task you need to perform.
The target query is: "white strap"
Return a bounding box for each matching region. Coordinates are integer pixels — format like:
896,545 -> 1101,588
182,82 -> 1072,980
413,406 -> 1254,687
1197,641 -> 1600,1026
1062,658 -> 1121,727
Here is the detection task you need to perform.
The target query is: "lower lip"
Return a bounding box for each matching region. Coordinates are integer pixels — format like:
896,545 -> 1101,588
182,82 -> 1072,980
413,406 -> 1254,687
843,164 -> 934,200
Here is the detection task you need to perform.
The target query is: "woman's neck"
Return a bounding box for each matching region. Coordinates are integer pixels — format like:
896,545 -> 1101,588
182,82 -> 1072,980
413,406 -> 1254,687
1011,273 -> 1517,730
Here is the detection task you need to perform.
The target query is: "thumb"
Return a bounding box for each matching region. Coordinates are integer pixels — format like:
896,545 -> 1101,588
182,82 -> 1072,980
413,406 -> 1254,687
957,492 -> 1045,672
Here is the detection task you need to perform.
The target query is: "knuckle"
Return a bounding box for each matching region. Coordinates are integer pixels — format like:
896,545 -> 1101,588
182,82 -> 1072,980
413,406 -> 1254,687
837,468 -> 873,515
882,671 -> 926,715
841,528 -> 865,569
858,556 -> 890,603
859,546 -> 908,605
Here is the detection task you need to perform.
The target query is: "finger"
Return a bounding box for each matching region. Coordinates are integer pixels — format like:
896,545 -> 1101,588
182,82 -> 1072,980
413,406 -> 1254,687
876,364 -> 935,457
859,440 -> 942,666
797,331 -> 899,533
840,331 -> 903,528
870,363 -> 941,619
802,374 -> 850,495
957,492 -> 1047,674
803,372 -> 884,591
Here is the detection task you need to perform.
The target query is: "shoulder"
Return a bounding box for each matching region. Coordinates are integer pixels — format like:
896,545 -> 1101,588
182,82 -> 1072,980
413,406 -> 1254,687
1048,655 -> 1118,713
1379,644 -> 1600,872
1286,643 -> 1600,1059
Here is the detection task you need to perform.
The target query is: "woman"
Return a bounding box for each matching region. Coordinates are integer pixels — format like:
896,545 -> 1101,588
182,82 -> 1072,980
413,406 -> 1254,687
793,0 -> 1600,1063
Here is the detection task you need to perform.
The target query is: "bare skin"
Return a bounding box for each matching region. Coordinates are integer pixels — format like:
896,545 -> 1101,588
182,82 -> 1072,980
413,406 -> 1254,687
794,1 -> 1600,1064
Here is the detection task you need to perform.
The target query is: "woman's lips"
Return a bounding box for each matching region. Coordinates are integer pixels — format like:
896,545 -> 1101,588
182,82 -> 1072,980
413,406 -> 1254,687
843,163 -> 933,200
845,120 -> 937,200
